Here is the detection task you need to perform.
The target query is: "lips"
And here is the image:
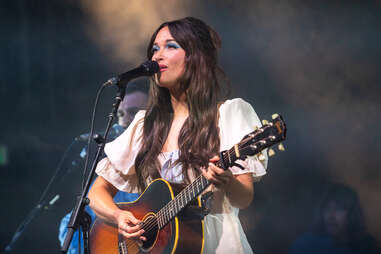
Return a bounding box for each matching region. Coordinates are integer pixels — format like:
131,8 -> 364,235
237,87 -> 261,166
159,64 -> 168,72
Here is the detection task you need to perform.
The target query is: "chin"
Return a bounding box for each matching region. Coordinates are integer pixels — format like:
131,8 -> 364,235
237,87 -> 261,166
157,80 -> 177,89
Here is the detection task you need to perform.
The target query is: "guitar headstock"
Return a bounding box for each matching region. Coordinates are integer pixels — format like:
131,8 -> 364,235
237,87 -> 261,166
221,114 -> 287,168
246,113 -> 286,156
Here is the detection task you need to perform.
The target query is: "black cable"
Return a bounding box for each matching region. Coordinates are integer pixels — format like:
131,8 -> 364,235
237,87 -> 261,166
81,84 -> 108,190
4,139 -> 77,252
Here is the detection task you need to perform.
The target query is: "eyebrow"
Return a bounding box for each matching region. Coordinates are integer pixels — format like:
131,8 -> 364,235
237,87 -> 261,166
153,39 -> 177,45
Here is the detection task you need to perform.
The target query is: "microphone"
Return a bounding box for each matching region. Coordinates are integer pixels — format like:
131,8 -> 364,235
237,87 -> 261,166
104,60 -> 159,87
75,124 -> 125,142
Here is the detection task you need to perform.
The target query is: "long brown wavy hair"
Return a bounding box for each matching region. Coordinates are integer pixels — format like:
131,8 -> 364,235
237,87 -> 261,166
134,17 -> 228,191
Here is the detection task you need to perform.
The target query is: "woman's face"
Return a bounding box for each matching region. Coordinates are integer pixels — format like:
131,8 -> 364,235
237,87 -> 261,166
151,26 -> 186,89
323,200 -> 349,237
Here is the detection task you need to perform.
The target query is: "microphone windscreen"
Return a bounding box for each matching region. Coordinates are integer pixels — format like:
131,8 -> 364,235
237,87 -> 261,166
142,60 -> 159,75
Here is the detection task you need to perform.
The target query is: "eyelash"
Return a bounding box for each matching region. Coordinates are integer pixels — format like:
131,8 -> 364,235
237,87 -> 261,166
167,43 -> 180,49
152,43 -> 180,53
152,45 -> 160,53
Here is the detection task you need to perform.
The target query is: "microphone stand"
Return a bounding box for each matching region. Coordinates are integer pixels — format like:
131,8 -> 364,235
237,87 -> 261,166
61,85 -> 126,254
3,195 -> 60,252
3,137 -> 77,252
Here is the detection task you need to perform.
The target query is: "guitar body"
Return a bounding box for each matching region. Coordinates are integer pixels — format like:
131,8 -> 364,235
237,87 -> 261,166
89,115 -> 287,254
89,179 -> 204,254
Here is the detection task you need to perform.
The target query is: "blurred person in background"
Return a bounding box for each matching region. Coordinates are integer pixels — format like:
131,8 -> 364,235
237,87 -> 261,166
58,79 -> 149,254
290,183 -> 380,254
117,79 -> 150,129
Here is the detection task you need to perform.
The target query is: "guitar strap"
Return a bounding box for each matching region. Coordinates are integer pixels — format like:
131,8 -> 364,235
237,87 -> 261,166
200,191 -> 214,215
181,191 -> 213,220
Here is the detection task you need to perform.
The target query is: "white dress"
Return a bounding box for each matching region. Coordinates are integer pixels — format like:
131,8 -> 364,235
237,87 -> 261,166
96,98 -> 268,254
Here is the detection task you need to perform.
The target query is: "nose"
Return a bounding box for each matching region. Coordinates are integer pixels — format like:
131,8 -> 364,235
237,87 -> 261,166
117,109 -> 124,118
152,48 -> 164,62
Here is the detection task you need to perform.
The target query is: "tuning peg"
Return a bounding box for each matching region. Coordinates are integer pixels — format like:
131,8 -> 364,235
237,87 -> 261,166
278,143 -> 285,151
268,148 -> 275,157
262,119 -> 268,125
272,113 -> 279,119
253,125 -> 259,131
258,153 -> 266,161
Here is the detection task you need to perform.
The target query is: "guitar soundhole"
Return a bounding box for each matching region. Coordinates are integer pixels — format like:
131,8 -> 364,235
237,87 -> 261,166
141,214 -> 159,252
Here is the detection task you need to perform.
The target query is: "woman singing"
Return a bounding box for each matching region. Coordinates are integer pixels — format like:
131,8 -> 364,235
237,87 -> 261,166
88,17 -> 268,254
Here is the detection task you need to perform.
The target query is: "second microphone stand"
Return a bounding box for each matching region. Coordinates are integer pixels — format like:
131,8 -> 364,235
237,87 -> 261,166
61,85 -> 126,254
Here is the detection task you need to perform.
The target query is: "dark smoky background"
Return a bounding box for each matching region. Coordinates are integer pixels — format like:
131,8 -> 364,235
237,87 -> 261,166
1,0 -> 380,253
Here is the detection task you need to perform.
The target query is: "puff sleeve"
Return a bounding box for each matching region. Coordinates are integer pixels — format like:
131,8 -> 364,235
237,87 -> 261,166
218,98 -> 268,180
95,110 -> 145,192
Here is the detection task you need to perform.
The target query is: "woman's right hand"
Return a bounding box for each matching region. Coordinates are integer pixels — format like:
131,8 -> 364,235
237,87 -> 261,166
114,209 -> 146,242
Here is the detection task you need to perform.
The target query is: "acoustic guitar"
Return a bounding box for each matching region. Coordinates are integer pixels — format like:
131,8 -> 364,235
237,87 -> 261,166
89,114 -> 286,254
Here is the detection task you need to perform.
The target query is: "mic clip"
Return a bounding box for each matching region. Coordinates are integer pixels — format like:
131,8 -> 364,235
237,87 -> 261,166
103,77 -> 118,87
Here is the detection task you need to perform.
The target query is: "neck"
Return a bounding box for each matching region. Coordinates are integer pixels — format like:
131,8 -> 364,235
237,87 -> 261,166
169,87 -> 188,118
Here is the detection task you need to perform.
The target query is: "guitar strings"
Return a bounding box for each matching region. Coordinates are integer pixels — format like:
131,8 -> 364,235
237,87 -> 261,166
132,143 -> 247,237
146,136 -> 258,233
132,147 -> 231,237
140,138 -> 255,234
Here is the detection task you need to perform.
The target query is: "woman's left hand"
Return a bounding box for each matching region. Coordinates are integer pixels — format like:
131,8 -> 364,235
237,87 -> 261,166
202,156 -> 234,189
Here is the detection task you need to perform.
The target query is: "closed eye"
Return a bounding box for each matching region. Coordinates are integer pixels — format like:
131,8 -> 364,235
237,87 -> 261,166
166,42 -> 181,49
152,45 -> 160,53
